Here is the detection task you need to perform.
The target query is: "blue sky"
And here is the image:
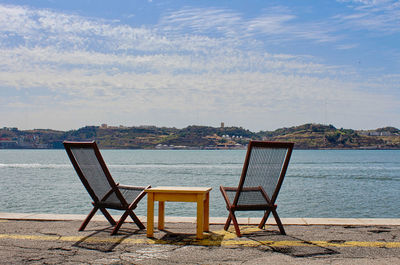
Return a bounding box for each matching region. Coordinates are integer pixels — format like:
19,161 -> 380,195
0,0 -> 399,131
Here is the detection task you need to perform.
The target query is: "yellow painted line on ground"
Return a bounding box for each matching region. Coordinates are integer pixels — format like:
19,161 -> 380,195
0,234 -> 152,244
1,233 -> 400,248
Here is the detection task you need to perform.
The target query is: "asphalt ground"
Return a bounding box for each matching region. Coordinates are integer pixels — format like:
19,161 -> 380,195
0,214 -> 400,264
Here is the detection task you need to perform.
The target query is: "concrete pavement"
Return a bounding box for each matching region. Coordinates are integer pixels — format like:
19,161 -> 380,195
1,212 -> 400,264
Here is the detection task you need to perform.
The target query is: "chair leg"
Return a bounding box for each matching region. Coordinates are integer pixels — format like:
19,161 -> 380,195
128,210 -> 145,229
230,211 -> 241,237
224,214 -> 232,231
271,209 -> 286,235
79,207 -> 98,231
258,209 -> 272,229
111,210 -> 145,235
99,208 -> 117,226
111,211 -> 129,235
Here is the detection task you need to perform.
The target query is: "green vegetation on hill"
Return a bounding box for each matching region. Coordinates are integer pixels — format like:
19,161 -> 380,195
258,124 -> 386,149
1,123 -> 400,149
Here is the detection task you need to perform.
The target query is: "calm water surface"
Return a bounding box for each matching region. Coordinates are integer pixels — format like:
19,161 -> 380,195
0,149 -> 399,218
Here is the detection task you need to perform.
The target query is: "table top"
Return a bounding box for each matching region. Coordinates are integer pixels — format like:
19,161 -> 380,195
145,186 -> 212,193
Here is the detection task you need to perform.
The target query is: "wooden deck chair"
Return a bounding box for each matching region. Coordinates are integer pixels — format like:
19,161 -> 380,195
220,141 -> 294,237
63,141 -> 150,235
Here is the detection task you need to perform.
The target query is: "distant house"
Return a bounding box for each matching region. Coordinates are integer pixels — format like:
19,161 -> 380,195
359,131 -> 392,136
216,143 -> 244,149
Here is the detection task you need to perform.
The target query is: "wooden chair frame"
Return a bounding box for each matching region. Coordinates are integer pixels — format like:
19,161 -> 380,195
64,141 -> 150,235
220,141 -> 294,237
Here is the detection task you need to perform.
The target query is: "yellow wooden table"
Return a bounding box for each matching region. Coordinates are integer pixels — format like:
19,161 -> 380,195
145,186 -> 212,239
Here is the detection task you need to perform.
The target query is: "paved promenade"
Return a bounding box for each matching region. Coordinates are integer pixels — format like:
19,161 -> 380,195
1,212 -> 400,264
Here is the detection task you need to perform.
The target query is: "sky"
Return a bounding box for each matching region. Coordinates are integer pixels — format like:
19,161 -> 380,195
0,0 -> 399,132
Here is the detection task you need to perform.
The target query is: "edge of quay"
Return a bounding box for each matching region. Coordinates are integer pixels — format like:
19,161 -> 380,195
1,212 -> 400,226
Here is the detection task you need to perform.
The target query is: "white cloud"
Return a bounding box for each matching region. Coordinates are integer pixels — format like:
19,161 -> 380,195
159,6 -> 340,45
0,4 -> 173,53
335,0 -> 400,33
336,43 -> 359,50
160,7 -> 242,36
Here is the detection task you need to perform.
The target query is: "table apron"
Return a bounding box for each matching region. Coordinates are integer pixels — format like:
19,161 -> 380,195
153,193 -> 206,202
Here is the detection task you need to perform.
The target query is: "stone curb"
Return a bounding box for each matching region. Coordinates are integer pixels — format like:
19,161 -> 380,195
1,212 -> 400,226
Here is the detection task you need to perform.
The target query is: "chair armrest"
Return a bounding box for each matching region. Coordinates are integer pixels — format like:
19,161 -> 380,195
220,186 -> 238,191
118,184 -> 151,190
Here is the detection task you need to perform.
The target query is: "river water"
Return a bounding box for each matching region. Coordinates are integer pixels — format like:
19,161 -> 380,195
0,149 -> 399,218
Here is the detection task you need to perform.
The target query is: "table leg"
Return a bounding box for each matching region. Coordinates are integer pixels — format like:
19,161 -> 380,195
158,201 -> 165,230
204,192 -> 209,232
147,193 -> 154,238
196,194 -> 204,239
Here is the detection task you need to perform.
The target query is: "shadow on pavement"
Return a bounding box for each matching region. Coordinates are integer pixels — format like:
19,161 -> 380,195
242,227 -> 340,258
72,226 -> 145,252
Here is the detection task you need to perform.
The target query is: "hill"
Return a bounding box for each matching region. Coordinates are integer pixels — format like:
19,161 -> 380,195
1,123 -> 400,149
259,124 -> 400,149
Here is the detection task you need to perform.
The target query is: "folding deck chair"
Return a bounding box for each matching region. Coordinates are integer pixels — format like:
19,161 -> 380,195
220,141 -> 294,237
63,141 -> 150,235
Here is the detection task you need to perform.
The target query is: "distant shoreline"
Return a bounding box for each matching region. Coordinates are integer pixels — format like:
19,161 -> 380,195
1,123 -> 400,150
0,147 -> 400,151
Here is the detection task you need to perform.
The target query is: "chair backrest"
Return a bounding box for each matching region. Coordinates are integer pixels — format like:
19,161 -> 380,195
233,141 -> 294,206
63,141 -> 120,203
